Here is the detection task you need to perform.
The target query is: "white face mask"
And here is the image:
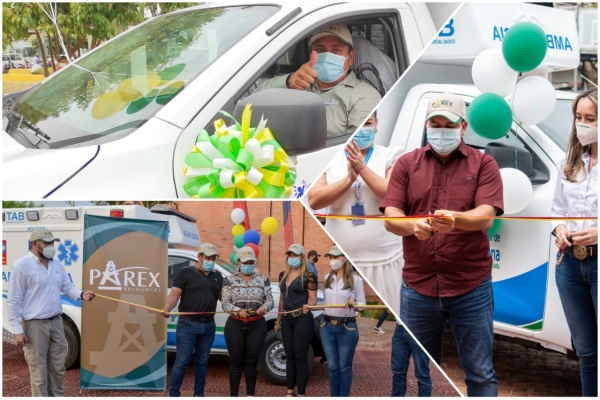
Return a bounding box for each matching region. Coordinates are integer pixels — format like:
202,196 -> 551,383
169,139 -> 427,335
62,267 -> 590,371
576,123 -> 598,146
426,127 -> 462,155
330,258 -> 344,271
40,244 -> 56,259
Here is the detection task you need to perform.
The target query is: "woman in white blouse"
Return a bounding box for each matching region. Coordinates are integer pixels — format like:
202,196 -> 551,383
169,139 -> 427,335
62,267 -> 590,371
551,87 -> 597,397
319,245 -> 366,396
308,111 -> 404,318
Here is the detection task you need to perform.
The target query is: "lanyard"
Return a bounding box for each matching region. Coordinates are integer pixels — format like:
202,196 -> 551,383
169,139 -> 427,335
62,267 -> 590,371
352,147 -> 374,202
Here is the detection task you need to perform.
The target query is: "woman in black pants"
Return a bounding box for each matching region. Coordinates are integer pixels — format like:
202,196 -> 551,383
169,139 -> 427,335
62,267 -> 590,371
275,244 -> 318,397
222,246 -> 274,396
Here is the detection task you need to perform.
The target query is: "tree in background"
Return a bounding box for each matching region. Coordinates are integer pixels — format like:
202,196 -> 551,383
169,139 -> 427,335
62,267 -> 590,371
2,201 -> 42,208
3,2 -> 198,76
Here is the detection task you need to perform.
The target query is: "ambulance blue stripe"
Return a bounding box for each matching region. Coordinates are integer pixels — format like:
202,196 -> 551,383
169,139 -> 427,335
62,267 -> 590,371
493,263 -> 547,326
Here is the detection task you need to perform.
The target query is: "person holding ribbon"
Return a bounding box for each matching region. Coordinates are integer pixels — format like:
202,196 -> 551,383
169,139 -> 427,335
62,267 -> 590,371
551,87 -> 598,397
7,228 -> 95,397
257,24 -> 381,138
380,92 -> 504,397
320,245 -> 365,396
222,246 -> 274,397
274,244 -> 318,397
162,243 -> 223,397
308,111 -> 405,318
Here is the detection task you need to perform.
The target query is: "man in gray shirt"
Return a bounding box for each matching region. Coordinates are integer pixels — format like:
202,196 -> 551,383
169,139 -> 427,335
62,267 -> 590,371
258,24 -> 381,138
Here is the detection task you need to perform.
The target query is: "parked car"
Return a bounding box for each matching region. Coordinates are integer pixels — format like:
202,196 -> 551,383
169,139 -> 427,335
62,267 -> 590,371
2,53 -> 28,69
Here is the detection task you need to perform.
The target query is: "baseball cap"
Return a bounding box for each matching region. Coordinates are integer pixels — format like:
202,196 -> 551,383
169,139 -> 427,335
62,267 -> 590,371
286,244 -> 305,256
238,246 -> 257,262
425,93 -> 466,124
30,228 -> 60,243
309,24 -> 353,47
198,242 -> 219,257
324,245 -> 344,257
307,250 -> 321,257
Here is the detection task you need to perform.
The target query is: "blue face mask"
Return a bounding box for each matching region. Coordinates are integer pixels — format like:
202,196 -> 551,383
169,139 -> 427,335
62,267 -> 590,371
314,52 -> 349,83
426,127 -> 462,155
287,257 -> 301,268
202,261 -> 215,272
240,264 -> 255,275
353,127 -> 375,149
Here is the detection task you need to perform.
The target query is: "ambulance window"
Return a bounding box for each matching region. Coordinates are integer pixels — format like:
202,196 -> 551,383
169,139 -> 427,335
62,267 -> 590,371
538,99 -> 573,152
168,256 -> 194,287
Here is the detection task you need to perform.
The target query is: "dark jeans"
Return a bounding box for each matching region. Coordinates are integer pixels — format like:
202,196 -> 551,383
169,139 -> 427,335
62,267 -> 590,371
556,250 -> 598,397
391,324 -> 432,397
320,319 -> 359,396
281,312 -> 314,395
223,317 -> 267,396
170,318 -> 216,397
401,276 -> 498,397
376,310 -> 389,328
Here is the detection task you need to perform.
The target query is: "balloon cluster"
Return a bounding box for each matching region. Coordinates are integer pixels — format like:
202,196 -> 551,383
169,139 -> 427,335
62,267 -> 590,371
469,21 -> 554,139
470,21 -> 553,215
229,208 -> 280,265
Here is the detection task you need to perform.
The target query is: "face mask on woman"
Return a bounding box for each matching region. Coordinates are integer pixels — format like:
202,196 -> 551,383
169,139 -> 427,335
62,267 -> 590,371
287,257 -> 302,268
330,258 -> 344,271
240,264 -> 255,275
576,123 -> 598,146
353,127 -> 375,149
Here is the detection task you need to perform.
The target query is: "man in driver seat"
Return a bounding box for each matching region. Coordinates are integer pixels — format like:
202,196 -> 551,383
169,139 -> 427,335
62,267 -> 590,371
258,24 -> 381,138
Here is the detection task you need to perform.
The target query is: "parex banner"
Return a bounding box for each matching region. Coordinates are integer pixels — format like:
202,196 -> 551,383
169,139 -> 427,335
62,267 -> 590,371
80,215 -> 168,390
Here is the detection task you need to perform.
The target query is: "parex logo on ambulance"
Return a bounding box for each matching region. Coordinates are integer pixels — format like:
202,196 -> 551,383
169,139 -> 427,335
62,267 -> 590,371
91,261 -> 161,293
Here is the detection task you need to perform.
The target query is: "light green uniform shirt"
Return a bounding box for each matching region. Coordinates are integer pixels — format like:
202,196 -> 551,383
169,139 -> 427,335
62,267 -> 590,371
257,71 -> 381,138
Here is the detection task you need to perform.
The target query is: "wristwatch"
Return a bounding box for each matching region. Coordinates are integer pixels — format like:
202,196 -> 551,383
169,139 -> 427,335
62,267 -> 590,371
80,291 -> 84,300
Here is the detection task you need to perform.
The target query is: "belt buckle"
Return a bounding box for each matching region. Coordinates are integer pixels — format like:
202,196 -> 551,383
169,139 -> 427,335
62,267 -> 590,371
573,245 -> 587,261
330,319 -> 338,326
292,310 -> 301,317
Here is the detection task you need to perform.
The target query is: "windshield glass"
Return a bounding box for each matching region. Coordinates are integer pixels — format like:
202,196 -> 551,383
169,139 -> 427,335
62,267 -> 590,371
216,258 -> 237,275
6,5 -> 278,149
10,54 -> 22,61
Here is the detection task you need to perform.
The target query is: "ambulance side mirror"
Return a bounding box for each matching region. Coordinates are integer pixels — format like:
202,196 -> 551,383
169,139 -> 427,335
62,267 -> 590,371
233,88 -> 327,156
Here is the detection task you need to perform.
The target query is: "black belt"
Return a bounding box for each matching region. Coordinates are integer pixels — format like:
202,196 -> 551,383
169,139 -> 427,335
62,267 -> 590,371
324,315 -> 356,326
565,244 -> 597,260
283,309 -> 304,318
27,314 -> 60,322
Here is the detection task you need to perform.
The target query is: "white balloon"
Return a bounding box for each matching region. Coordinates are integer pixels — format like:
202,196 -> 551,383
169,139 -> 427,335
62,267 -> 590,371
231,208 -> 245,224
512,76 -> 556,125
500,168 -> 533,215
472,48 -> 518,98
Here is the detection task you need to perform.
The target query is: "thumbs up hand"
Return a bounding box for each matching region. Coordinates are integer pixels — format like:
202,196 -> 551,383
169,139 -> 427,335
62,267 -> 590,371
287,51 -> 319,90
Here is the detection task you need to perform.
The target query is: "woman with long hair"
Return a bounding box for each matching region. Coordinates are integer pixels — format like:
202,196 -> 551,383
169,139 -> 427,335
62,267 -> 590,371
222,246 -> 274,397
274,244 -> 318,397
320,245 -> 365,396
551,87 -> 597,396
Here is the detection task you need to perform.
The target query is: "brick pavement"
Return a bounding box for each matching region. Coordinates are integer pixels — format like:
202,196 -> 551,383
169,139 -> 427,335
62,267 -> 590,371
441,329 -> 583,397
2,318 -> 459,397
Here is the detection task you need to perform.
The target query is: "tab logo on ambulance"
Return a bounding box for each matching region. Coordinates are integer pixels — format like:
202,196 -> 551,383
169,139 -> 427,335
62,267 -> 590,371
4,211 -> 25,224
90,261 -> 161,293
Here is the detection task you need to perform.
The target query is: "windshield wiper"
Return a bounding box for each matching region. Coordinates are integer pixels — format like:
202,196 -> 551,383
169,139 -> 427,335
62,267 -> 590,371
4,105 -> 52,148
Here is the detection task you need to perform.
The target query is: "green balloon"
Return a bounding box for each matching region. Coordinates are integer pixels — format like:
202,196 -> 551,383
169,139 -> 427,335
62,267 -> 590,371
234,234 -> 245,248
467,93 -> 513,140
502,22 -> 547,72
229,252 -> 238,265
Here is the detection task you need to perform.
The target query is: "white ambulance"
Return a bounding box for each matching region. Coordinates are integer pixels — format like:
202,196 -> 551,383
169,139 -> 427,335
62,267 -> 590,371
2,205 -> 322,384
365,2 -> 585,356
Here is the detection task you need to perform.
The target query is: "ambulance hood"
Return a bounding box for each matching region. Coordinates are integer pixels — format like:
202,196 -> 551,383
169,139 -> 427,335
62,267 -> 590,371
421,2 -> 580,72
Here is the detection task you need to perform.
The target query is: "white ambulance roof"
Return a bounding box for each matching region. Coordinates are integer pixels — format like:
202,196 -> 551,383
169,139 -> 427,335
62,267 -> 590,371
420,2 -> 580,72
